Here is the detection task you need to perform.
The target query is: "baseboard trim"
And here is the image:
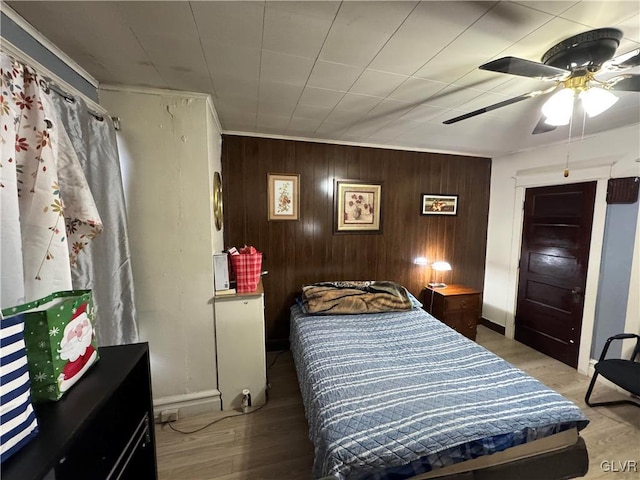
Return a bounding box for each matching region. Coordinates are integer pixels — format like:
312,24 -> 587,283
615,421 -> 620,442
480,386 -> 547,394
153,389 -> 221,422
479,318 -> 506,335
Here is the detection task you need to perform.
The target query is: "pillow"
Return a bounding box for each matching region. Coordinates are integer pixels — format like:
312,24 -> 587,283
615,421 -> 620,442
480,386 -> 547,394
407,291 -> 423,309
294,295 -> 309,314
300,281 -> 414,315
296,290 -> 423,314
1,313 -> 39,463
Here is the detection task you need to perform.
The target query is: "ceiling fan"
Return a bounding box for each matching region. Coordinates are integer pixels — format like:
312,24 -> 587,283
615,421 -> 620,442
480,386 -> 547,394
443,28 -> 640,133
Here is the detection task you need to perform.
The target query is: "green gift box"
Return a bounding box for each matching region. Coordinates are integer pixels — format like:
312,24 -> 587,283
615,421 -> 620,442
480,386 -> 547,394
1,290 -> 100,402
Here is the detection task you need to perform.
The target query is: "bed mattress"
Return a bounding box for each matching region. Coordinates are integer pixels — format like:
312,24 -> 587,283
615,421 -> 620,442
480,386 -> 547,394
289,305 -> 589,480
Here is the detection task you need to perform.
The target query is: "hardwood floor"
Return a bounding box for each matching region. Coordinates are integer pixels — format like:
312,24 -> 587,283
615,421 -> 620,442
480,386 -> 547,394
155,326 -> 639,479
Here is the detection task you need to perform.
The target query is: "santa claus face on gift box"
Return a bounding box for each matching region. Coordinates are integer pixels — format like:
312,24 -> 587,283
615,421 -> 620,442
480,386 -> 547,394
57,302 -> 98,392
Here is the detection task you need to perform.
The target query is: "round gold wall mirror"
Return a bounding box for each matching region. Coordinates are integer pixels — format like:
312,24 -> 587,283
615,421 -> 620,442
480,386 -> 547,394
213,171 -> 223,231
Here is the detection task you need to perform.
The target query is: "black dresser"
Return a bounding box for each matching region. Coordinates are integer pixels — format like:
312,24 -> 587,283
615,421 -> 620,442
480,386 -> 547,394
2,343 -> 157,480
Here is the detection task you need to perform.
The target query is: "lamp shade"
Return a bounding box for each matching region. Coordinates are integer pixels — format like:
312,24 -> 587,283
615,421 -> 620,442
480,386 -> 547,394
428,261 -> 451,288
542,88 -> 575,126
579,87 -> 618,117
431,261 -> 452,272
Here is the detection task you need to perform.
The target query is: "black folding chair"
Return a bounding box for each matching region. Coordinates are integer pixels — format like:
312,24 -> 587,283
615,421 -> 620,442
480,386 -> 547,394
585,333 -> 640,408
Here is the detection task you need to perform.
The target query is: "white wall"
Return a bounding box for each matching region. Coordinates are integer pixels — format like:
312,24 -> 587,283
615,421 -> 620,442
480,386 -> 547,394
99,87 -> 224,414
484,123 -> 640,375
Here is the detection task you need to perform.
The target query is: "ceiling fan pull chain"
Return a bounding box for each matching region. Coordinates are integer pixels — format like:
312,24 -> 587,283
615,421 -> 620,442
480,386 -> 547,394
579,108 -> 587,143
564,109 -> 575,178
565,109 -> 588,178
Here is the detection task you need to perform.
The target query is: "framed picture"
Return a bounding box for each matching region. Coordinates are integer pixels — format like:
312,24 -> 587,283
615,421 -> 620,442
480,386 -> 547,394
268,173 -> 300,221
421,194 -> 458,216
334,179 -> 382,233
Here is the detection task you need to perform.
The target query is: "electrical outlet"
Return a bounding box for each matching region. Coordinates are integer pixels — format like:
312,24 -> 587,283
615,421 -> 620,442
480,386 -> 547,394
160,409 -> 178,423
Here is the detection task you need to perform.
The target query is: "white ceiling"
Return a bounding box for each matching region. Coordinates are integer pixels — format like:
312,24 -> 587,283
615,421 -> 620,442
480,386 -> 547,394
5,1 -> 640,158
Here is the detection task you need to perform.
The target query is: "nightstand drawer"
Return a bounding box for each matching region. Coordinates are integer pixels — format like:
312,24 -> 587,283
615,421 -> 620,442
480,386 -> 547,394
444,295 -> 480,313
423,285 -> 482,341
459,314 -> 477,339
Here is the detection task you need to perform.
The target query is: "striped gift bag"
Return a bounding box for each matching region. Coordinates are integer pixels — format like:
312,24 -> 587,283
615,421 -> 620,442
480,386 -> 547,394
1,313 -> 38,462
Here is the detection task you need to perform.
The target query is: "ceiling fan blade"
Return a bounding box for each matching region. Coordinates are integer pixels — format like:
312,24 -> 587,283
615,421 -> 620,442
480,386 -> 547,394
443,95 -> 532,124
532,116 -> 556,135
608,74 -> 640,92
443,86 -> 557,125
480,57 -> 569,79
604,48 -> 640,70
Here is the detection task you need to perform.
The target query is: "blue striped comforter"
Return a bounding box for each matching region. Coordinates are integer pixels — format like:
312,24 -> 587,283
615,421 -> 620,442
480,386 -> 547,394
290,305 -> 589,480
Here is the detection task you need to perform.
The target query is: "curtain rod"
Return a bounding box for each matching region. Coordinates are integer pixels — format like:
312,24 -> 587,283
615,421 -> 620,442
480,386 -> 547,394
1,2 -> 98,88
47,82 -> 120,129
1,38 -> 120,128
48,83 -> 104,121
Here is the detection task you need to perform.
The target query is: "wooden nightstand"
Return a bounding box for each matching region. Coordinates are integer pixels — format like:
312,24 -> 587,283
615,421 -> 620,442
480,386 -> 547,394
424,284 -> 482,341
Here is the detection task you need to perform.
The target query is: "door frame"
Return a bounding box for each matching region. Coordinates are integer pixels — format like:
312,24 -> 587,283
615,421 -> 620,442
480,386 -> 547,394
504,166 -> 610,375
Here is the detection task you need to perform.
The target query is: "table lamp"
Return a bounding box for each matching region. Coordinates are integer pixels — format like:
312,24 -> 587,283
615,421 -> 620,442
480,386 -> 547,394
428,261 -> 451,288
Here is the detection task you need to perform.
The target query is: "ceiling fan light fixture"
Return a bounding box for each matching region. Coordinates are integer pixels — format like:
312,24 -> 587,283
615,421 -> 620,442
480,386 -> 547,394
440,28 -> 638,130
579,87 -> 619,117
544,114 -> 572,126
542,88 -> 575,125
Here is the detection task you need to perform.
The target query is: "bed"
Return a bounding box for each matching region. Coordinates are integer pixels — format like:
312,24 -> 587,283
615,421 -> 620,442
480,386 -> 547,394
290,282 -> 589,480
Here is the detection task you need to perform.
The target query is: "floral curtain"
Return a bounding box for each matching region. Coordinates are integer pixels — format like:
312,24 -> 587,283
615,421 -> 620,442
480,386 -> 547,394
0,53 -> 102,308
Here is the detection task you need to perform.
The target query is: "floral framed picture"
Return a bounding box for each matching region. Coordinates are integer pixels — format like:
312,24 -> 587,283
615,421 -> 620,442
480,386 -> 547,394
268,173 -> 300,221
421,194 -> 458,216
334,179 -> 382,234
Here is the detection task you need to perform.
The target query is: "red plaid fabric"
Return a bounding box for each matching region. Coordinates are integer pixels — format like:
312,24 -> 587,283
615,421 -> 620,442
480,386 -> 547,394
230,247 -> 262,293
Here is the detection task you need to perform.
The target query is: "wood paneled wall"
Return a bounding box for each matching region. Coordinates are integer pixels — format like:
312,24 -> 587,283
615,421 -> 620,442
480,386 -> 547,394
221,135 -> 491,350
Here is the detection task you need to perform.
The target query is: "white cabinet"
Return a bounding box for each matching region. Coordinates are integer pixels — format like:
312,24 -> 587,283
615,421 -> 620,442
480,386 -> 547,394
214,281 -> 266,411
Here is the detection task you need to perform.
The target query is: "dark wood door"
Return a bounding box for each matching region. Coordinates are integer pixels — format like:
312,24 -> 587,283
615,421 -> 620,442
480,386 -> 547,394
515,182 -> 596,368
